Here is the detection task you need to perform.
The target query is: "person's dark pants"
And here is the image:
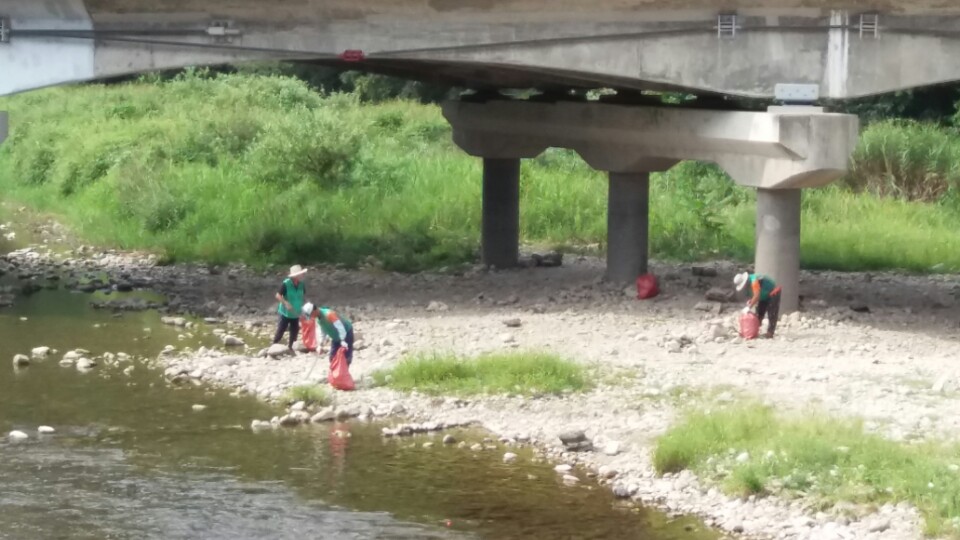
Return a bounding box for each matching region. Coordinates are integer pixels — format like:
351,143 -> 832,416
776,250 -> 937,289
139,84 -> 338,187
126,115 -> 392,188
756,292 -> 781,336
273,315 -> 300,348
329,329 -> 354,366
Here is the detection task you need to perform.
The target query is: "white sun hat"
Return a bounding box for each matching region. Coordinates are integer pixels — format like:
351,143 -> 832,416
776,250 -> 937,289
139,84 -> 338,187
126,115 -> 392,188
289,265 -> 307,278
733,272 -> 749,291
302,302 -> 315,317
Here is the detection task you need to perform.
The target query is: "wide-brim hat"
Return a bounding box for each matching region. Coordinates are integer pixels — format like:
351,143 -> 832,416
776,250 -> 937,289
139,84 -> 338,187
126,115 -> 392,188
289,265 -> 308,278
733,272 -> 749,291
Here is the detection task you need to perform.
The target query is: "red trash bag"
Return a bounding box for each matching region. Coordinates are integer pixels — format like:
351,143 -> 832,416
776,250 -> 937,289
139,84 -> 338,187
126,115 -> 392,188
328,347 -> 355,391
299,316 -> 318,352
739,312 -> 761,340
636,273 -> 660,300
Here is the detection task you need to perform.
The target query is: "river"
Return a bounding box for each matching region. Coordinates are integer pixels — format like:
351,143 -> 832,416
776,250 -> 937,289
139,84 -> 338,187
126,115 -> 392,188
0,235 -> 714,540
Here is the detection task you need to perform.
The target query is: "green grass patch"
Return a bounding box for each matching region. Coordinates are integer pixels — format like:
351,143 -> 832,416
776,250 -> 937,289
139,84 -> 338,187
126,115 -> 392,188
372,351 -> 589,396
654,403 -> 960,536
283,384 -> 330,406
4,73 -> 960,272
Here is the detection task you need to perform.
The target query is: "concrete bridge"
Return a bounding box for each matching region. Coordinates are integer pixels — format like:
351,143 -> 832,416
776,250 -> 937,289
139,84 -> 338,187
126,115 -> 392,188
5,0 -> 952,311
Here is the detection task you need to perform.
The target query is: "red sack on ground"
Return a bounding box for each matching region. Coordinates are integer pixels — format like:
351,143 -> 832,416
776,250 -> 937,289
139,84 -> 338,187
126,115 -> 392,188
328,347 -> 355,391
636,273 -> 660,300
299,316 -> 318,351
739,312 -> 761,340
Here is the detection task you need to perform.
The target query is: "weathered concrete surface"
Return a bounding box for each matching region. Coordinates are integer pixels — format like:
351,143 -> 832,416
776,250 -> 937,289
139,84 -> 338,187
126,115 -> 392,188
5,0 -> 960,97
443,100 -> 859,189
606,172 -> 650,284
756,189 -> 802,314
482,158 -> 521,268
0,112 -> 7,145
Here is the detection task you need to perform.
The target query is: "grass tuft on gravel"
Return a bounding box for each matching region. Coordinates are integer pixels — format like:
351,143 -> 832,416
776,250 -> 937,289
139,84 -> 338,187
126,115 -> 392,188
653,403 -> 960,536
283,384 -> 330,406
372,351 -> 589,396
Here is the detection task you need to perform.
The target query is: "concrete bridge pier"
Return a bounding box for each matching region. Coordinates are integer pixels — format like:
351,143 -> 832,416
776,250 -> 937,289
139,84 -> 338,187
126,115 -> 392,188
481,158 -> 521,268
443,101 -> 858,313
755,188 -> 802,314
0,112 -> 8,145
606,172 -> 650,283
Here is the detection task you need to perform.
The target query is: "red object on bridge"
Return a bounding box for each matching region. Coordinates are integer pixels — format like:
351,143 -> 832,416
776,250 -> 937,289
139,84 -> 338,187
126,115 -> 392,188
339,50 -> 366,62
636,273 -> 660,300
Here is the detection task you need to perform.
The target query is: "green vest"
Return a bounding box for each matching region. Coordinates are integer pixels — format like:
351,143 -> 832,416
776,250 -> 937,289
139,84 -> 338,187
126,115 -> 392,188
317,307 -> 352,340
278,278 -> 305,318
749,274 -> 776,301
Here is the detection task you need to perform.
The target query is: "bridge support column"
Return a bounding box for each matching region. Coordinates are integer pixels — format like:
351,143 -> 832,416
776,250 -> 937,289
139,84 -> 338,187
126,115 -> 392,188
482,158 -> 521,268
0,112 -> 8,145
606,172 -> 650,283
755,188 -> 801,314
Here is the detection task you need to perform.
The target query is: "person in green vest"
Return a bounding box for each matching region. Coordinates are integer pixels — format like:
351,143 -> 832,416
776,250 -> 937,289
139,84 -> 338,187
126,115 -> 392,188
302,302 -> 354,366
272,265 -> 307,351
734,271 -> 782,339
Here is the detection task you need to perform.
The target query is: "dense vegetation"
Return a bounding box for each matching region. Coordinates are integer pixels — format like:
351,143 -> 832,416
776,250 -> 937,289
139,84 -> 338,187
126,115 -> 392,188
3,70 -> 960,272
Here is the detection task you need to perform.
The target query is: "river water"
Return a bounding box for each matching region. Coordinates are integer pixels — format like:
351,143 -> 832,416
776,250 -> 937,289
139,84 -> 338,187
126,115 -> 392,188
0,238 -> 714,540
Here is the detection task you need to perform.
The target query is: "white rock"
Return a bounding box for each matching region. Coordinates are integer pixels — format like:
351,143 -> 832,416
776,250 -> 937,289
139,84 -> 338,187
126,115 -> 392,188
554,464 -> 573,474
500,333 -> 516,344
735,452 -> 750,463
8,430 -> 28,441
76,358 -> 96,370
37,426 -> 55,434
265,343 -> 289,357
290,401 -> 306,412
562,474 -> 580,485
192,404 -> 207,412
222,335 -> 245,347
12,354 -> 29,367
310,407 -> 336,423
122,366 -> 135,376
603,441 -> 621,456
503,452 -> 518,464
30,347 -> 51,359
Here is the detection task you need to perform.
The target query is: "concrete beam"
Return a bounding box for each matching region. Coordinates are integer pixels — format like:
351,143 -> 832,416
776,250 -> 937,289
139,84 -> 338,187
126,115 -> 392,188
606,172 -> 650,283
481,158 -> 521,269
755,189 -> 801,314
443,100 -> 858,190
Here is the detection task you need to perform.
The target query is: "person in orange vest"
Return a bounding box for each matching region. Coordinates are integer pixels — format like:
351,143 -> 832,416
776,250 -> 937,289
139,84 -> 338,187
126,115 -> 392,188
734,272 -> 782,339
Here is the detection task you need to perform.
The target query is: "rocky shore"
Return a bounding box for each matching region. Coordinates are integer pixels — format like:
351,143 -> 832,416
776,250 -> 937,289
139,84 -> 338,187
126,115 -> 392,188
6,217 -> 960,539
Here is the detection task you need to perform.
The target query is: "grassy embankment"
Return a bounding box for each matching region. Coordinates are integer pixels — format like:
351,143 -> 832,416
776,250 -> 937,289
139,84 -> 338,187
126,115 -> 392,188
654,403 -> 960,536
372,352 -> 589,396
3,72 -> 960,271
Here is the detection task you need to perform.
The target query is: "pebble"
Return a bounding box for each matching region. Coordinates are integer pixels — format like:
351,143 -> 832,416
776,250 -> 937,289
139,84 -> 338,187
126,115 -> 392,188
30,346 -> 51,359
76,358 -> 96,370
603,441 -> 621,456
192,404 -> 207,412
311,407 -> 336,423
503,452 -> 518,463
37,426 -> 55,434
562,474 -> 580,485
554,464 -> 573,474
12,354 -> 29,367
8,430 -> 28,441
443,434 -> 456,445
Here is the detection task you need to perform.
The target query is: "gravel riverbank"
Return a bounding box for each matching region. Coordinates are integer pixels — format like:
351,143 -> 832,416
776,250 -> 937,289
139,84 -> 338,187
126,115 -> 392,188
6,218 -> 960,539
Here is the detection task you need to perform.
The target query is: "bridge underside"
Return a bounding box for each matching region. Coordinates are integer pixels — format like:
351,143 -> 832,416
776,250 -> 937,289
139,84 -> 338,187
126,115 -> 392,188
5,0 -> 960,98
